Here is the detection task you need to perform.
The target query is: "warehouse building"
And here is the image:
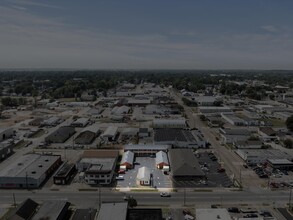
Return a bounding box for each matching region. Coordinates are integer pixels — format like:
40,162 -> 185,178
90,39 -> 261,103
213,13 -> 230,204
53,163 -> 76,185
198,106 -> 232,114
40,116 -> 62,127
155,151 -> 169,169
236,149 -> 292,165
101,126 -> 119,142
45,126 -> 75,144
111,105 -> 130,115
0,154 -> 62,188
153,118 -> 186,129
32,201 -> 70,220
71,117 -> 89,127
120,151 -> 134,170
0,142 -> 13,161
75,130 -> 97,145
154,129 -> 204,148
77,150 -> 119,185
0,127 -> 14,142
221,113 -> 246,126
28,118 -> 44,127
169,149 -> 205,180
258,127 -> 277,141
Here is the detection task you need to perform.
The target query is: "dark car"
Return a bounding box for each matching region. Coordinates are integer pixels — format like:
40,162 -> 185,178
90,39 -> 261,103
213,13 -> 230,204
227,207 -> 240,213
243,213 -> 258,218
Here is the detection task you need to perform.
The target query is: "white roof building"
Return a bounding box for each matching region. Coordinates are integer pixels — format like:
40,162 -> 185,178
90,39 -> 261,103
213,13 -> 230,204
102,126 -> 118,138
136,166 -> 151,185
156,151 -> 169,166
120,151 -> 134,167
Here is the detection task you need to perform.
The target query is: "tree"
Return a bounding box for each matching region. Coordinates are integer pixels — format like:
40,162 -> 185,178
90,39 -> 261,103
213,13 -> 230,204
284,139 -> 293,149
286,115 -> 293,132
128,197 -> 138,208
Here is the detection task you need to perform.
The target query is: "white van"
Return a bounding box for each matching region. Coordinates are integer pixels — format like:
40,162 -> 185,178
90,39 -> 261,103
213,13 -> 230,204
116,175 -> 124,180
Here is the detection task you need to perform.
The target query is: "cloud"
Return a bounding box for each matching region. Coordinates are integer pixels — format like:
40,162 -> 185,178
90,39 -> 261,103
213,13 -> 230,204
261,25 -> 278,33
4,0 -> 61,9
0,4 -> 293,69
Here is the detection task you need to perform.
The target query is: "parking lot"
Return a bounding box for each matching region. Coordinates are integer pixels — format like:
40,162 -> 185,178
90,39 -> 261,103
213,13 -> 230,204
116,156 -> 172,188
172,152 -> 233,188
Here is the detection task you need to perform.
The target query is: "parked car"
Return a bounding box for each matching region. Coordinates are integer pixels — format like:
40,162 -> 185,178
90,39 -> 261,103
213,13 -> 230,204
217,168 -> 225,173
160,192 -> 171,197
118,170 -> 126,174
227,207 -> 240,213
243,213 -> 258,218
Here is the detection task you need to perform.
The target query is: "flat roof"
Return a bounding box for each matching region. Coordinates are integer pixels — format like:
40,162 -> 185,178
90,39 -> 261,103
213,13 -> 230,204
238,149 -> 291,160
80,158 -> 116,172
0,154 -> 60,179
124,144 -> 170,151
97,203 -> 128,220
267,159 -> 293,165
196,208 -> 231,220
32,201 -> 70,220
154,129 -> 196,142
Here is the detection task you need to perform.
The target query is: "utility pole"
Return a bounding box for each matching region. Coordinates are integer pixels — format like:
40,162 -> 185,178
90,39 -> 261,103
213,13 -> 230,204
289,187 -> 292,211
12,193 -> 16,208
183,188 -> 186,206
25,172 -> 28,190
239,169 -> 242,187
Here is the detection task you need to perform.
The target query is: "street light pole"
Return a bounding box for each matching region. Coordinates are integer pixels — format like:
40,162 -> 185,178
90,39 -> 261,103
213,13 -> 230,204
183,188 -> 186,206
289,187 -> 292,211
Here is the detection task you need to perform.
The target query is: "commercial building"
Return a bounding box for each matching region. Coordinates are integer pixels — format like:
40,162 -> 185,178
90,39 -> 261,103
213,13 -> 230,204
97,202 -> 128,220
267,159 -> 293,170
77,150 -> 119,185
111,105 -> 130,115
136,166 -> 151,186
154,129 -> 205,148
40,116 -> 62,127
0,154 -> 62,188
75,130 -> 96,145
198,106 -> 232,114
196,208 -> 231,220
28,118 -> 44,127
233,140 -> 263,149
169,149 -> 205,180
193,96 -> 217,106
124,144 -> 171,156
71,209 -> 97,220
71,117 -> 89,127
53,163 -> 76,185
153,119 -> 186,129
32,201 -> 70,220
236,149 -> 291,165
45,126 -> 76,144
120,151 -> 134,170
258,127 -> 277,141
101,126 -> 119,141
155,151 -> 169,169
0,142 -> 13,160
0,127 -> 14,142
221,113 -> 246,126
8,198 -> 38,220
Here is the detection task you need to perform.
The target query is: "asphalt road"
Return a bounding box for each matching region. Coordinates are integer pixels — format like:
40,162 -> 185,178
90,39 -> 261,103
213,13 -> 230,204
0,189 -> 291,208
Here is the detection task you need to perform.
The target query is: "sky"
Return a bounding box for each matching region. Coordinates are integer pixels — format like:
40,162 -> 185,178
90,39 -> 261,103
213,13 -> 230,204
0,0 -> 293,70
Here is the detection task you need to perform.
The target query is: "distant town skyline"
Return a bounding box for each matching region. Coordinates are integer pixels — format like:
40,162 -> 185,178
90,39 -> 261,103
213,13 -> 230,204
1,0 -> 293,69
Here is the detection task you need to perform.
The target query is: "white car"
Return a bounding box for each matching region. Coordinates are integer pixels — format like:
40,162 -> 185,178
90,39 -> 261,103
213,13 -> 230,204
160,192 -> 171,197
